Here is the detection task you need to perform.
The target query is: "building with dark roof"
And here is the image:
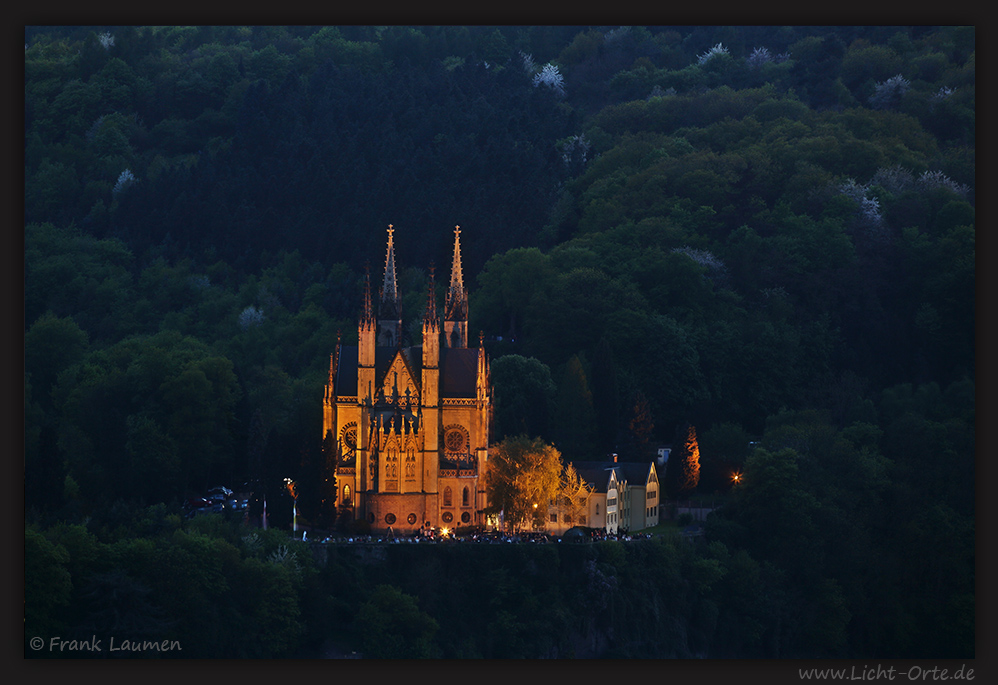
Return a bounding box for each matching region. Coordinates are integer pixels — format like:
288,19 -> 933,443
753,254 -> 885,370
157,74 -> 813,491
548,457 -> 660,535
322,226 -> 492,533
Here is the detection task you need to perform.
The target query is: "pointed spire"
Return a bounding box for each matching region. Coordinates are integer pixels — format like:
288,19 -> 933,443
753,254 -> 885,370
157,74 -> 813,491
424,262 -> 438,325
445,225 -> 468,321
449,225 -> 464,294
361,262 -> 374,324
477,330 -> 489,406
381,224 -> 400,319
327,330 -> 342,402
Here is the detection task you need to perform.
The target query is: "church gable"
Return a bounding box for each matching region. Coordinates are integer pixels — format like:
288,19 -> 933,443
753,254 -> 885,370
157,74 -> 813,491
378,349 -> 420,407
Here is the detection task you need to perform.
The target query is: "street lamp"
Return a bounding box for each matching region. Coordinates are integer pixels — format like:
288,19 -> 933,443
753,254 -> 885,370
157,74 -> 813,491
285,477 -> 298,533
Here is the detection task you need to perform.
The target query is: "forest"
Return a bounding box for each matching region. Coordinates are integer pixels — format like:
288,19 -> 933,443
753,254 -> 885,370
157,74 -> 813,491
24,25 -> 974,659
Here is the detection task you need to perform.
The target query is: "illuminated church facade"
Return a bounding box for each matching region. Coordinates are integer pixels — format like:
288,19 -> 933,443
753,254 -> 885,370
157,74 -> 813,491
322,226 -> 491,533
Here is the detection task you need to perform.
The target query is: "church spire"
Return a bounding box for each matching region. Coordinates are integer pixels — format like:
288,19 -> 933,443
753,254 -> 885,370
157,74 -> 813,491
424,262 -> 438,325
376,225 -> 403,347
380,224 -> 400,321
361,263 -> 374,325
444,225 -> 468,323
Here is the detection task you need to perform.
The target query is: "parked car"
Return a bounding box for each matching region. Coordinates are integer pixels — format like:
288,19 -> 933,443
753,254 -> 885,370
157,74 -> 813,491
560,526 -> 594,543
206,486 -> 233,502
184,497 -> 216,518
185,497 -> 213,510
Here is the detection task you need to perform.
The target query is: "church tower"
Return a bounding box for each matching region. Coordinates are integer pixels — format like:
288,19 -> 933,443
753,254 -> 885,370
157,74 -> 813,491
443,226 -> 468,349
358,265 -> 377,406
421,266 -> 441,496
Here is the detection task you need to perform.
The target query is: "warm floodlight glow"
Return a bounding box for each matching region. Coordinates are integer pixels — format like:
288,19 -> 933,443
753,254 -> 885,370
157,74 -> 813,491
731,472 -> 742,483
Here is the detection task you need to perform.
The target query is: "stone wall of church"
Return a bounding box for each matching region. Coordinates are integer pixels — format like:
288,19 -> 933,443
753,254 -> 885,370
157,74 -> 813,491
365,492 -> 440,533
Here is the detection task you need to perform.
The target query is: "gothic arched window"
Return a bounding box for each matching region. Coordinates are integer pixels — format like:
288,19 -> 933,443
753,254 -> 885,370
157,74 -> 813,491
387,444 -> 399,478
404,442 -> 416,478
462,486 -> 469,506
443,486 -> 453,507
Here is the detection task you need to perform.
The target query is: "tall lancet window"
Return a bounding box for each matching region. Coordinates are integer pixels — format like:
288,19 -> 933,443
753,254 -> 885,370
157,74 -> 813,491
404,440 -> 416,479
385,438 -> 400,491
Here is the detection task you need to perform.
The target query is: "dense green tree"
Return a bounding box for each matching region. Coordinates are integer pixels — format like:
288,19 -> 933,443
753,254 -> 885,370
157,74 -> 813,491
698,422 -> 750,491
472,247 -> 554,345
490,354 -> 556,441
553,355 -> 596,460
24,527 -> 73,649
356,584 -> 439,658
589,336 -> 620,454
55,332 -> 242,504
624,390 -> 655,461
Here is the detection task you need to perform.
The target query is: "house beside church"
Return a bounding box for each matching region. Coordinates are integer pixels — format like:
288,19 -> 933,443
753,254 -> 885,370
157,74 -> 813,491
322,226 -> 491,534
616,461 -> 660,531
547,459 -> 660,536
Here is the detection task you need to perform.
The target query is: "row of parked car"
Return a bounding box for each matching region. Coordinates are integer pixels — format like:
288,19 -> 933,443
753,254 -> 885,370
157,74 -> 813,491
183,485 -> 253,518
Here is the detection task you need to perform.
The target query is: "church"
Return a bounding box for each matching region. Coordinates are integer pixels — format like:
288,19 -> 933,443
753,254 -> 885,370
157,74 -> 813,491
322,226 -> 492,534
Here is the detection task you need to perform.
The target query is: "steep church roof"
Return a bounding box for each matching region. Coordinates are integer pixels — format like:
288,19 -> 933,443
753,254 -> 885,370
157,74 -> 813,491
439,347 -> 478,398
333,345 -> 479,399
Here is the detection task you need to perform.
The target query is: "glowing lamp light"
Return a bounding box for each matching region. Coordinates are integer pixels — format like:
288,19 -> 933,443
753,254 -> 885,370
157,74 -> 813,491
731,472 -> 742,484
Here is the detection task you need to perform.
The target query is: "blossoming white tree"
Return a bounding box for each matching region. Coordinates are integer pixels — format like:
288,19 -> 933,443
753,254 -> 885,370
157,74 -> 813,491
112,168 -> 135,195
239,305 -> 265,329
697,43 -> 728,65
532,63 -> 566,97
868,74 -> 910,109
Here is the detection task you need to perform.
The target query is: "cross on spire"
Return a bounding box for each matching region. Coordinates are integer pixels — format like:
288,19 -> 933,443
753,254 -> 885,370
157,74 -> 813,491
445,225 -> 467,321
381,224 -> 400,319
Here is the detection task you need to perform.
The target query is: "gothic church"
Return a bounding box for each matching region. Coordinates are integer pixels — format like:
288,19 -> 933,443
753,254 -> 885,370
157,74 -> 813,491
323,226 -> 492,533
